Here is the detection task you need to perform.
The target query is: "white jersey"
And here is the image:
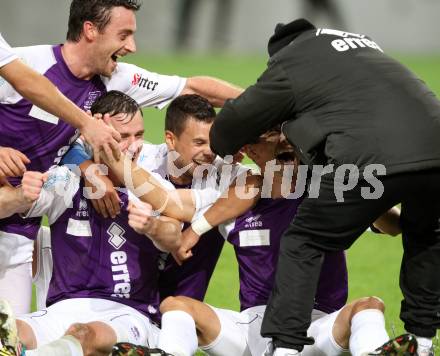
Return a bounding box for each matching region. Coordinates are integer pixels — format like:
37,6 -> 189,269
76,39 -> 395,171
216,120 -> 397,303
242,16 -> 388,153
136,143 -> 250,221
0,33 -> 17,68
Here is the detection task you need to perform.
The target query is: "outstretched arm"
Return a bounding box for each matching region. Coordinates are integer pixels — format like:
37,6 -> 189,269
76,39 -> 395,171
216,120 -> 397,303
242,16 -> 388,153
1,59 -> 120,161
181,76 -> 244,107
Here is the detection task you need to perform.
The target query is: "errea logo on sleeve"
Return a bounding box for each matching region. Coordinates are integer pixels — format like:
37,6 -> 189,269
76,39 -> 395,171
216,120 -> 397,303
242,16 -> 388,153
316,28 -> 383,53
131,73 -> 159,91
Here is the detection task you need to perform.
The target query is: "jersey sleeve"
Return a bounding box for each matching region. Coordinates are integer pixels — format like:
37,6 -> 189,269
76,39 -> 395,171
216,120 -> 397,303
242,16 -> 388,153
25,166 -> 81,224
0,33 -> 18,68
104,63 -> 187,109
191,188 -> 222,222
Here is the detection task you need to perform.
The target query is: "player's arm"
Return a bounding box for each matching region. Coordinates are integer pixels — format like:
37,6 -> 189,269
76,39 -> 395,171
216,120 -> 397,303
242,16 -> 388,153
128,201 -> 182,252
177,173 -> 262,262
210,62 -> 295,157
101,151 -> 197,222
181,76 -> 244,107
372,206 -> 401,236
0,184 -> 33,218
0,60 -> 120,161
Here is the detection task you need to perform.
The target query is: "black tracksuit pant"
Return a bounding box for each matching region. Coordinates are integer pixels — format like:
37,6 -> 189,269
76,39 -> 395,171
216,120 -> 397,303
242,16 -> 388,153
261,168 -> 440,350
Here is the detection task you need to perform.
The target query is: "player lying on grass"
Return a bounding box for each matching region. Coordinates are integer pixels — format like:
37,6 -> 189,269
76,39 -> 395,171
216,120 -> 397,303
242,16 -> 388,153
0,92 -> 183,356
109,128 -> 414,356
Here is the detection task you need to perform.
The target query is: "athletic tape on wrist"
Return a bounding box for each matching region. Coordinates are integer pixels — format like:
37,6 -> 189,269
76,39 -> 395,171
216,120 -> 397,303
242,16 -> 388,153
191,215 -> 213,236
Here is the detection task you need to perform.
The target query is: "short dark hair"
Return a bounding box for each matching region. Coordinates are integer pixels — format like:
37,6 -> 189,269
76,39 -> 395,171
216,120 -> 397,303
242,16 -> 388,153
91,90 -> 142,122
165,94 -> 216,137
67,0 -> 142,42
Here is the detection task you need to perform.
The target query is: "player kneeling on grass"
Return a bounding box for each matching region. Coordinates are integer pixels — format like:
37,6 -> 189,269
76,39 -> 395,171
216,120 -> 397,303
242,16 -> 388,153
112,128 -> 416,356
0,92 -> 183,356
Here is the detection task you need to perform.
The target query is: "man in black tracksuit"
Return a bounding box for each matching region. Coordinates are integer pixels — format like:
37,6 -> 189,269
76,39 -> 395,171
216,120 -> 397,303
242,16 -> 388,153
209,19 -> 440,355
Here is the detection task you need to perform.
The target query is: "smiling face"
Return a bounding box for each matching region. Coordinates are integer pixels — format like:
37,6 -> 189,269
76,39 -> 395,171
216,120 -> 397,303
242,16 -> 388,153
243,130 -> 297,171
90,6 -> 137,77
165,117 -> 216,183
109,110 -> 144,161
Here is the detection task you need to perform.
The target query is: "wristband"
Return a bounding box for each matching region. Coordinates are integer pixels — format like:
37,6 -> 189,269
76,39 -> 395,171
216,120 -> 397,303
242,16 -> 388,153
191,215 -> 213,236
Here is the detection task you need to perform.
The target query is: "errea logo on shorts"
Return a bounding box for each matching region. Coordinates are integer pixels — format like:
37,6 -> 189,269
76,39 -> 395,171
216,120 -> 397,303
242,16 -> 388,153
316,28 -> 383,53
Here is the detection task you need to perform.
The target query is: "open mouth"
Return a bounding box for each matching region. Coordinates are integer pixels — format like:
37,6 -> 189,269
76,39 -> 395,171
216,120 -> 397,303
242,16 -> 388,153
111,53 -> 123,63
275,150 -> 296,163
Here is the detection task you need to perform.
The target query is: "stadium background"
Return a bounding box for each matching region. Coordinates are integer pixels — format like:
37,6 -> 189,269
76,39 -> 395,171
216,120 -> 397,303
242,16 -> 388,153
2,0 -> 438,353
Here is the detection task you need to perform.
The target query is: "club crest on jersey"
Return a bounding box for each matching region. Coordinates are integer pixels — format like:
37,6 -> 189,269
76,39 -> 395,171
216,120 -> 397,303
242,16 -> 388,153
107,222 -> 127,249
76,199 -> 89,218
244,214 -> 263,228
132,73 -> 159,91
83,91 -> 102,111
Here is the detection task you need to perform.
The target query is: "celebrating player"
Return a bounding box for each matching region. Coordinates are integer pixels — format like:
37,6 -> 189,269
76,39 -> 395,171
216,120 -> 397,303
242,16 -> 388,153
0,91 -> 182,356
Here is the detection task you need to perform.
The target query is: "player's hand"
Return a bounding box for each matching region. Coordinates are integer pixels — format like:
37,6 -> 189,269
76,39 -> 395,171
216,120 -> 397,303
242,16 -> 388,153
175,226 -> 201,264
21,171 -> 48,203
128,201 -> 157,236
80,113 -> 121,164
84,169 -> 121,219
0,147 -> 30,178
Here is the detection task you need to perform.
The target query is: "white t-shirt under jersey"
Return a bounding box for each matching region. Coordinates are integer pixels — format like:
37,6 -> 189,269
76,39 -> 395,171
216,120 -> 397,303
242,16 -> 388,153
0,33 -> 18,68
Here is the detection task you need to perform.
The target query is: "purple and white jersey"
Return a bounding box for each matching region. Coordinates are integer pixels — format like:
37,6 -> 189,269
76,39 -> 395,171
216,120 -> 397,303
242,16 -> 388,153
0,34 -> 17,68
0,44 -> 185,240
24,166 -> 162,321
220,198 -> 348,313
137,143 -> 249,301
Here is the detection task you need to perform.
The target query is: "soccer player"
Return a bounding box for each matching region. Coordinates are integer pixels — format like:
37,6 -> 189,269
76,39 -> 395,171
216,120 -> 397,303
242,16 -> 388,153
64,94 -> 250,302
0,0 -> 242,314
113,129 -> 414,356
209,19 -> 440,355
0,91 -> 182,356
0,32 -> 120,176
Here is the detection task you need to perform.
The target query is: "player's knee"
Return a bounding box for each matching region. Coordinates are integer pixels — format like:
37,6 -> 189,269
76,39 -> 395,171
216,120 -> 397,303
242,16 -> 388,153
65,323 -> 94,355
351,296 -> 385,316
16,320 -> 37,350
160,296 -> 193,315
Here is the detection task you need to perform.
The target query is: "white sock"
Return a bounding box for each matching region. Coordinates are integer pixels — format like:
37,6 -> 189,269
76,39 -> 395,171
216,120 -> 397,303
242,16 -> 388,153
349,309 -> 389,356
25,335 -> 83,356
273,347 -> 300,356
416,336 -> 433,355
158,310 -> 198,356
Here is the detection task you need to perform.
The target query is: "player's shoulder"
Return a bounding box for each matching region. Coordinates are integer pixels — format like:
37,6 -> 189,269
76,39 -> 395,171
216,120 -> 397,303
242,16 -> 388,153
13,44 -> 56,74
137,142 -> 168,171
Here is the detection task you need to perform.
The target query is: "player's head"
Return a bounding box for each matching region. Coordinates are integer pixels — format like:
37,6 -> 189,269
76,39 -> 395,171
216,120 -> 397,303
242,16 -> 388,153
91,90 -> 144,161
165,94 -> 216,180
67,0 -> 141,76
242,125 -> 297,171
268,18 -> 315,57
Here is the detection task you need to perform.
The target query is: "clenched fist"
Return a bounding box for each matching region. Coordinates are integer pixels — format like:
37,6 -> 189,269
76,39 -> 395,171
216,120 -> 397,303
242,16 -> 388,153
21,171 -> 48,203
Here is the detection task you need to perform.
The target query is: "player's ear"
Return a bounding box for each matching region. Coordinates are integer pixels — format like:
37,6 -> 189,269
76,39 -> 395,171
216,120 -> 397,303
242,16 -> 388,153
83,21 -> 98,42
165,130 -> 176,150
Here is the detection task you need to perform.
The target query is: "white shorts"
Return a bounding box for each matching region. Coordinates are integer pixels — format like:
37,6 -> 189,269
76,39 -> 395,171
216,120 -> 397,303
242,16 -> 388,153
0,231 -> 34,270
17,298 -> 160,348
203,305 -> 347,356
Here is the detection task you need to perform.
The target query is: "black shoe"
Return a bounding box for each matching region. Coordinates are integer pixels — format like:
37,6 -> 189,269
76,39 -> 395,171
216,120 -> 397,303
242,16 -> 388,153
111,342 -> 174,356
368,334 -> 418,356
